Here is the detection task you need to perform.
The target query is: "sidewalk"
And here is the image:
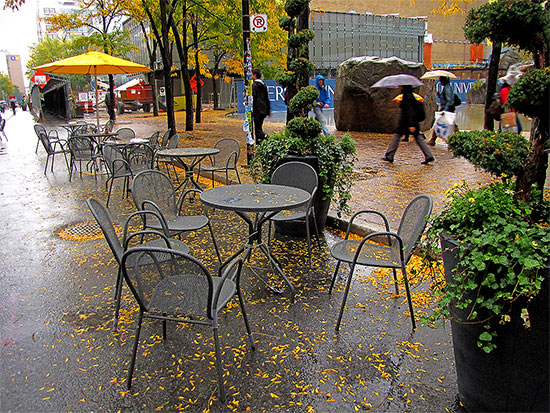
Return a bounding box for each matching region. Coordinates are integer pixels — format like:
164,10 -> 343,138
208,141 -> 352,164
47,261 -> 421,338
0,109 -> 491,412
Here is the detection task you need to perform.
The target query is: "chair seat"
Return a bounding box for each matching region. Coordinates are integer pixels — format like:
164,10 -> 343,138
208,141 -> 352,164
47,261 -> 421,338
200,165 -> 234,172
142,238 -> 190,255
331,239 -> 402,268
148,275 -> 236,315
149,215 -> 209,233
270,207 -> 308,222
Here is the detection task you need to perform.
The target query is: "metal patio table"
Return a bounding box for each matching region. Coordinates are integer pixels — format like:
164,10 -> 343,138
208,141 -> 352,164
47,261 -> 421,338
156,147 -> 219,191
200,183 -> 311,300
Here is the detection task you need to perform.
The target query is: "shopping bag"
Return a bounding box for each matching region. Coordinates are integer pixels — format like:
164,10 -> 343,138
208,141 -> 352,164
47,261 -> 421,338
500,112 -> 518,132
434,111 -> 456,140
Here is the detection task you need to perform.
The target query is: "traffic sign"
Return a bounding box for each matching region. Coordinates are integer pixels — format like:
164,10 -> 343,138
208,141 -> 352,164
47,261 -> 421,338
250,14 -> 268,32
31,70 -> 50,89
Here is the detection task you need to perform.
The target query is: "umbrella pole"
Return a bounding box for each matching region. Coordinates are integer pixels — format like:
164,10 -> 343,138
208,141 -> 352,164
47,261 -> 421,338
94,67 -> 99,128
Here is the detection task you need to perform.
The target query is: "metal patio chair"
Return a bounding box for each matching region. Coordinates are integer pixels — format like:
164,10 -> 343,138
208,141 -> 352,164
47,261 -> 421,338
102,144 -> 133,206
146,131 -> 160,149
34,124 -> 61,154
158,129 -> 173,148
328,195 -> 433,331
268,161 -> 321,268
121,247 -> 254,401
125,143 -> 155,173
37,129 -> 70,175
131,169 -> 222,262
67,135 -> 99,181
86,198 -> 190,329
0,117 -> 7,141
198,138 -> 242,187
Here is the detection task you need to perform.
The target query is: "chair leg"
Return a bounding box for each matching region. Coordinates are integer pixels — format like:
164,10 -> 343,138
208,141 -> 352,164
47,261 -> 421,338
50,153 -> 56,172
35,139 -> 40,154
335,264 -> 357,331
328,260 -> 341,294
127,311 -> 144,389
211,171 -> 215,188
236,288 -> 255,349
207,221 -> 222,263
112,266 -> 123,330
44,154 -> 50,176
311,211 -> 322,250
392,269 -> 399,294
212,326 -> 226,402
106,179 -> 114,207
162,314 -> 167,340
305,217 -> 312,269
235,168 -> 241,184
401,264 -> 416,330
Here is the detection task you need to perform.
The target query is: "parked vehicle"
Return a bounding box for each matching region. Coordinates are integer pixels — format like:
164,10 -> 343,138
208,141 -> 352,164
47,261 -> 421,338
115,79 -> 152,114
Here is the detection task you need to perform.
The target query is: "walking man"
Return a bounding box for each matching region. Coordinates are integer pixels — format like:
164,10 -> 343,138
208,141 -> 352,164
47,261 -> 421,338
252,68 -> 270,146
314,74 -> 331,136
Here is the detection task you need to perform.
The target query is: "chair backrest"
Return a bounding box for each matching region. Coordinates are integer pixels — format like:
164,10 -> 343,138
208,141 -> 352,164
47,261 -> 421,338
68,136 -> 95,161
126,143 -> 155,171
38,130 -> 53,154
160,129 -> 172,147
166,133 -> 180,149
86,198 -> 124,263
147,131 -> 160,147
397,195 -> 433,262
34,124 -> 46,137
271,161 -> 318,195
131,169 -> 178,216
116,127 -> 135,140
212,138 -> 240,167
121,246 -> 213,316
103,144 -> 130,176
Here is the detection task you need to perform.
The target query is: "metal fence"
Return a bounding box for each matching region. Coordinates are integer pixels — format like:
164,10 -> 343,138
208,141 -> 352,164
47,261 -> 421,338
310,11 -> 426,72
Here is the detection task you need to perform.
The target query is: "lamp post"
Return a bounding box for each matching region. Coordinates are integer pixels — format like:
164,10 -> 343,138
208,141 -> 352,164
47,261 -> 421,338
242,0 -> 254,165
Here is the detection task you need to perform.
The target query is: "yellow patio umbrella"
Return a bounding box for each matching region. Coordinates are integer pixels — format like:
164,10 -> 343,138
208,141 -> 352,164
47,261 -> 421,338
33,51 -> 152,127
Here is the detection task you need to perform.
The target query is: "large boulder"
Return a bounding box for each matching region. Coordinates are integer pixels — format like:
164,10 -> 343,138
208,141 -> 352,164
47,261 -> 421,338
334,56 -> 437,133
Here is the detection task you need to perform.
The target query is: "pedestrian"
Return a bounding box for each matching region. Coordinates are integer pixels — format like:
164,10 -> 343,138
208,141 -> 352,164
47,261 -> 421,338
314,74 -> 331,136
428,76 -> 457,145
251,68 -> 270,146
382,85 -> 434,165
10,100 -> 16,116
499,75 -> 522,134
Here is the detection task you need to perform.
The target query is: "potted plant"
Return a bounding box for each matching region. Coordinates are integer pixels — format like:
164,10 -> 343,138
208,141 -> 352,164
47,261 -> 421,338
422,68 -> 549,412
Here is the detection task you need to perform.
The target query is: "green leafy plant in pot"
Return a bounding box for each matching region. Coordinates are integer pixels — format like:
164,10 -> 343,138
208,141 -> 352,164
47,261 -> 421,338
422,68 -> 549,412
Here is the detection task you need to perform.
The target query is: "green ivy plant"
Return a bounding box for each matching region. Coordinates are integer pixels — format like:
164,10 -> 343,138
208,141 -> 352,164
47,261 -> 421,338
250,130 -> 356,215
424,179 -> 549,353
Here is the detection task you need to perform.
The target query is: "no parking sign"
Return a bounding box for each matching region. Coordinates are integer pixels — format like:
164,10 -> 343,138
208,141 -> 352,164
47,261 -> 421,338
250,14 -> 268,32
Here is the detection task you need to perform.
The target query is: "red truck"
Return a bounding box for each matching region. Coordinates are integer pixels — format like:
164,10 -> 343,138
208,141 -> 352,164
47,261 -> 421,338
115,79 -> 153,114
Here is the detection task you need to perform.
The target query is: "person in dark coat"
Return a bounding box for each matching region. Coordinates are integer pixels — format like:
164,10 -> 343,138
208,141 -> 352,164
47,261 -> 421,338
382,85 -> 434,164
251,68 -> 271,145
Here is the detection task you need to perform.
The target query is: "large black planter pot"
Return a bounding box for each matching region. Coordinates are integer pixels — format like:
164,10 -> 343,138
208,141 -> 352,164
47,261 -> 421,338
274,155 -> 332,236
440,233 -> 549,412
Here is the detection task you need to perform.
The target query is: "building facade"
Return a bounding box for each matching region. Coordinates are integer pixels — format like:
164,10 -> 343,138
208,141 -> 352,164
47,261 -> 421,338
6,55 -> 26,94
36,0 -> 88,41
310,0 -> 489,67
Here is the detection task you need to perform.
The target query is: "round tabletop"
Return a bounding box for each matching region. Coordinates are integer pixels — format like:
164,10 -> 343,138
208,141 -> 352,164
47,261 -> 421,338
103,137 -> 148,145
200,183 -> 311,213
157,147 -> 219,157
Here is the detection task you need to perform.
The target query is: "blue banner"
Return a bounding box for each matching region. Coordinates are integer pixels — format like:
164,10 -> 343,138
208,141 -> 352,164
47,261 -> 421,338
237,78 -> 336,113
236,78 -> 478,113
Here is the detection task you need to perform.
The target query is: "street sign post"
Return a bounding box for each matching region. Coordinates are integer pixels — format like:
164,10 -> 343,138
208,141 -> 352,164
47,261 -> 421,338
242,0 -> 254,165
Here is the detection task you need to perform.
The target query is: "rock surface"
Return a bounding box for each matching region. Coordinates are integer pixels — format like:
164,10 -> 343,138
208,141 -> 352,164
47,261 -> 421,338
334,56 -> 437,133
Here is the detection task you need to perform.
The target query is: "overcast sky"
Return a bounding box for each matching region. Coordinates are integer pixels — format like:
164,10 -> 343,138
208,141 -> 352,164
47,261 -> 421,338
0,0 -> 39,81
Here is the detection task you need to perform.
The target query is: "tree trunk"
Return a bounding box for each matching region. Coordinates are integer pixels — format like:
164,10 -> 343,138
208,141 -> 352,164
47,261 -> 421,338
212,75 -> 219,110
192,18 -> 201,124
160,0 -> 176,134
107,74 -> 116,121
515,117 -> 549,201
484,41 -> 501,131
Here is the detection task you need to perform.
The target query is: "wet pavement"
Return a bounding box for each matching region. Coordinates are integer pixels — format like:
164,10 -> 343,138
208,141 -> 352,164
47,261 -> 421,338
0,107 -> 519,411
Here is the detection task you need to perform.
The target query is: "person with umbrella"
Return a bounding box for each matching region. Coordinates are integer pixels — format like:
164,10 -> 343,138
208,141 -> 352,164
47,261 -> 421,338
371,74 -> 434,165
381,84 -> 434,164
